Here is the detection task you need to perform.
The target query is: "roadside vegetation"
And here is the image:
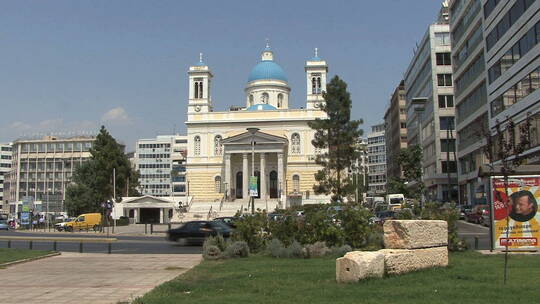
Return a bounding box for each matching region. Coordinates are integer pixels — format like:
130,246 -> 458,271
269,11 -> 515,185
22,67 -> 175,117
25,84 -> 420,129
0,248 -> 54,265
134,251 -> 540,304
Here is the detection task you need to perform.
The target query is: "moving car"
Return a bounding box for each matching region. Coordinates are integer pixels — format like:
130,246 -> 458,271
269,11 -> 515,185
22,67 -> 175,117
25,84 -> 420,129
0,219 -> 9,230
167,220 -> 232,245
466,205 -> 489,224
63,213 -> 102,232
213,216 -> 237,228
54,217 -> 76,231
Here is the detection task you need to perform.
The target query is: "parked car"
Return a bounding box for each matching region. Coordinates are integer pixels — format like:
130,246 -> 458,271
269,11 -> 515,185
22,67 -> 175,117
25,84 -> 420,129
213,216 -> 237,228
466,205 -> 489,224
0,219 -> 9,230
63,213 -> 102,232
167,220 -> 232,245
370,210 -> 396,225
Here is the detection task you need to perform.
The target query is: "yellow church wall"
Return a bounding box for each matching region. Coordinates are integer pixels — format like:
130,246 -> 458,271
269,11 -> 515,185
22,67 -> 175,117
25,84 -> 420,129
187,166 -> 223,202
285,165 -> 320,195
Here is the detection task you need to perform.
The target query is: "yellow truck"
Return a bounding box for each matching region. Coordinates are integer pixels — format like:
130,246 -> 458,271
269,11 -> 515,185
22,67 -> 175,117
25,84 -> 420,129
64,213 -> 102,232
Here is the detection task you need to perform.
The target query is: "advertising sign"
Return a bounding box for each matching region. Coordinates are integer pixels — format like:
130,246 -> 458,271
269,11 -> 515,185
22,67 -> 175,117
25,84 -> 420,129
491,176 -> 540,250
249,176 -> 258,197
21,212 -> 30,225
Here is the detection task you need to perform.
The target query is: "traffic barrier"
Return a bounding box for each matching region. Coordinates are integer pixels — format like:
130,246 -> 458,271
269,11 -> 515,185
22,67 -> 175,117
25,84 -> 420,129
0,236 -> 117,254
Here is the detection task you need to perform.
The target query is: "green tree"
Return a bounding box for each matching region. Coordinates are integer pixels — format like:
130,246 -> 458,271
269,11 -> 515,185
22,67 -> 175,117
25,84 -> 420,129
309,76 -> 363,203
65,126 -> 140,215
388,145 -> 424,200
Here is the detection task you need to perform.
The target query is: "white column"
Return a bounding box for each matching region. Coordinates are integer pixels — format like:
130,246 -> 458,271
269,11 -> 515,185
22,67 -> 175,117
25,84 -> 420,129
277,152 -> 284,207
160,208 -> 164,224
260,153 -> 266,200
134,208 -> 139,223
242,153 -> 248,199
225,153 -> 231,200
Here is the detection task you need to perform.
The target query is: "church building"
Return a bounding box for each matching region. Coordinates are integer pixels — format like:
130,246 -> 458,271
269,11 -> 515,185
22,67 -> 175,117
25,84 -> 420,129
186,44 -> 330,207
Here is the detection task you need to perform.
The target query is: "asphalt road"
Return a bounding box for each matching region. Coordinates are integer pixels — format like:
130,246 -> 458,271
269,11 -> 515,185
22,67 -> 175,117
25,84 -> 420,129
0,230 -> 202,254
456,220 -> 492,250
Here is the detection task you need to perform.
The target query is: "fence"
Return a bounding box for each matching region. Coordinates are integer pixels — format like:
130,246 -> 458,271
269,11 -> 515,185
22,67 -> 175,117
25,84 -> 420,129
0,236 -> 117,254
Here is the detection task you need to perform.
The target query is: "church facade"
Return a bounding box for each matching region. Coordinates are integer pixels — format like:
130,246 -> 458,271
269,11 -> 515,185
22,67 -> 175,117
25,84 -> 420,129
185,45 -> 330,207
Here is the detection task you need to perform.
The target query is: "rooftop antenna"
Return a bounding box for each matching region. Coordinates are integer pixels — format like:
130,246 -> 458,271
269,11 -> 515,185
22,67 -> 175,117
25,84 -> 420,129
314,47 -> 318,58
199,52 -> 203,63
265,38 -> 270,49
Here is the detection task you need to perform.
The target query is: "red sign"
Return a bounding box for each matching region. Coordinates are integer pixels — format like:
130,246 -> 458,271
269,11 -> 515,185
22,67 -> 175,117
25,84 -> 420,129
499,237 -> 538,247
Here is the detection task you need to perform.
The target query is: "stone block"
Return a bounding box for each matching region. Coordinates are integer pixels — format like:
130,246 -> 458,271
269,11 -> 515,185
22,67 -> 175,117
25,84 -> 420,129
383,220 -> 447,249
380,247 -> 448,275
336,251 -> 385,283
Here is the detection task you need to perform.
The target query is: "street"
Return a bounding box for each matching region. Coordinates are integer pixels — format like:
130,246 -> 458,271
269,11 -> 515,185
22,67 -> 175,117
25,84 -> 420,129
456,220 -> 491,250
0,230 -> 202,254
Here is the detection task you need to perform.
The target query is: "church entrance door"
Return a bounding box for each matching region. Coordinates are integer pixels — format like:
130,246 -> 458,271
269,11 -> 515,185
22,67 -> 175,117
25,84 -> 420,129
269,171 -> 278,198
236,172 -> 243,199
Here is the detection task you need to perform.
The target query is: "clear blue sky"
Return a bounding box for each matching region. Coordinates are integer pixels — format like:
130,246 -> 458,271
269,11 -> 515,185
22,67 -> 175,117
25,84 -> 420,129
0,0 -> 443,150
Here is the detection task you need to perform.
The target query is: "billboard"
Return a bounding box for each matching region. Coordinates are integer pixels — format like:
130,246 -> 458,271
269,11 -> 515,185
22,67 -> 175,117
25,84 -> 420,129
491,176 -> 540,250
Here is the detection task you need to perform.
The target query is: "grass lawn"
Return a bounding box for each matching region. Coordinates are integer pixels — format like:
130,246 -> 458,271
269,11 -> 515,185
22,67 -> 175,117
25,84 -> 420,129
0,248 -> 54,265
134,251 -> 540,304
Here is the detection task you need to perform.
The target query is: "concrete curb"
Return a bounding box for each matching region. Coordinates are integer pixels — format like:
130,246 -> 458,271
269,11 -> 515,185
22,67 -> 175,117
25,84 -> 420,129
0,252 -> 61,268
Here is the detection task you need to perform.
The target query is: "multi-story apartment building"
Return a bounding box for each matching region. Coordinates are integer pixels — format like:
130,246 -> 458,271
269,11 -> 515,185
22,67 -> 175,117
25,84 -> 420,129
449,0 -> 489,206
135,135 -> 187,197
4,136 -> 96,213
384,80 -> 408,181
484,0 -> 540,166
404,2 -> 458,202
1,143 -> 12,211
367,124 -> 387,195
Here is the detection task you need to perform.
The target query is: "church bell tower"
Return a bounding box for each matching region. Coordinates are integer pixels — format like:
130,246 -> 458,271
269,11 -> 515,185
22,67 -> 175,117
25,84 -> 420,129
305,48 -> 328,110
188,53 -> 213,113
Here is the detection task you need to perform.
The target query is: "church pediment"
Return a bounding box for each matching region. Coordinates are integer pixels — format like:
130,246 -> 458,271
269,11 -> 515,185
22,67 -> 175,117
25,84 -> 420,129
121,195 -> 175,205
222,131 -> 288,145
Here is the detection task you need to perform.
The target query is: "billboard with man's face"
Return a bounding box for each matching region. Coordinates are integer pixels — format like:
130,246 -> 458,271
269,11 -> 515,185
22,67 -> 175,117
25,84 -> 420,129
491,176 -> 540,250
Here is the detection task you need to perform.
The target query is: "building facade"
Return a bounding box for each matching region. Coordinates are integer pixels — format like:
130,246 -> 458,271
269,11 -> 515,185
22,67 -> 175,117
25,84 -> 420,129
449,0 -> 489,206
185,45 -> 329,207
0,143 -> 12,211
404,2 -> 458,202
384,80 -> 407,181
135,135 -> 187,197
484,0 -> 540,166
367,124 -> 387,195
4,136 -> 95,213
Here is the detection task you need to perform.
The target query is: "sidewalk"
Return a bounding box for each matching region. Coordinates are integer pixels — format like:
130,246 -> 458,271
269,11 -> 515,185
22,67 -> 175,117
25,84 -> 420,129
0,252 -> 202,304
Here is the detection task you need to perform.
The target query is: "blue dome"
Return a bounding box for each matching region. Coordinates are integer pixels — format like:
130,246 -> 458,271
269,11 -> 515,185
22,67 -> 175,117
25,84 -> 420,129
246,103 -> 277,111
248,61 -> 288,82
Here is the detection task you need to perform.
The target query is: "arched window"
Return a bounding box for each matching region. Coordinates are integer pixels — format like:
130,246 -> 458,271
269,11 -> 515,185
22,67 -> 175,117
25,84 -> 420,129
317,77 -> 321,93
198,82 -> 203,98
292,174 -> 300,192
277,94 -> 283,108
261,92 -> 269,104
194,136 -> 201,156
312,77 -> 317,94
291,133 -> 300,154
194,82 -> 199,98
214,135 -> 222,155
249,94 -> 254,106
215,176 -> 222,193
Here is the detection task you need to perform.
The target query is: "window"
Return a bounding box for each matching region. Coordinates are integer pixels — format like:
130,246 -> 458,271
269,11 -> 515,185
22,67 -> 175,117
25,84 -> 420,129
442,161 -> 457,173
311,74 -> 322,94
400,123 -> 406,128
436,53 -> 451,65
249,94 -> 254,106
486,0 -> 533,51
440,117 -> 455,130
214,176 -> 222,193
277,94 -> 283,108
435,32 -> 450,46
194,136 -> 201,156
440,139 -> 456,152
261,92 -> 269,104
437,74 -> 452,86
291,133 -> 300,154
438,95 -> 454,108
292,175 -> 300,192
194,78 -> 204,99
214,135 -> 222,156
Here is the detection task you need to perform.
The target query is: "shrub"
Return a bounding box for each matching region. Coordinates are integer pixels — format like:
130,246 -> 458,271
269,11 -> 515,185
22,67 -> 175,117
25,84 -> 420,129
232,212 -> 269,253
305,241 -> 330,258
267,238 -> 286,258
286,240 -> 305,258
203,245 -> 222,260
224,241 -> 250,258
421,202 -> 468,252
203,234 -> 228,252
337,206 -> 374,248
330,244 -> 352,257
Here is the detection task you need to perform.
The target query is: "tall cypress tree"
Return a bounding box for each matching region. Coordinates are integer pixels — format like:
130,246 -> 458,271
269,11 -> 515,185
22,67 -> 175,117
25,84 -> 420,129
309,75 -> 363,203
65,126 -> 140,215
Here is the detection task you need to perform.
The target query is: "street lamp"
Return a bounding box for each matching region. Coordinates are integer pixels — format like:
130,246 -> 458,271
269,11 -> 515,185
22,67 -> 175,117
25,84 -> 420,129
246,127 -> 259,213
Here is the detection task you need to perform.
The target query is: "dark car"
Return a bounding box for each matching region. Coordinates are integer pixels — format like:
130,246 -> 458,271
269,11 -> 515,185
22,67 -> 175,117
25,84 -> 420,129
466,205 -> 489,224
167,221 -> 232,245
213,216 -> 237,228
371,210 -> 396,225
